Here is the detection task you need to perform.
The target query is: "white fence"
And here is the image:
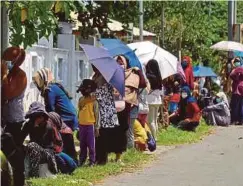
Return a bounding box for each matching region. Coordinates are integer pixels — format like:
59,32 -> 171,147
21,44 -> 92,112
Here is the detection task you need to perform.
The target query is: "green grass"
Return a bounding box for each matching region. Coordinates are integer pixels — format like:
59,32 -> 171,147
157,120 -> 214,145
28,120 -> 213,186
28,149 -> 150,186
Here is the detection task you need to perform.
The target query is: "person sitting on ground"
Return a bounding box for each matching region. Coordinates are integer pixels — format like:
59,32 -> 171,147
168,81 -> 181,115
133,114 -> 154,152
202,92 -> 230,127
47,112 -> 77,173
21,101 -> 59,178
198,88 -> 213,109
77,79 -> 99,167
169,86 -> 201,131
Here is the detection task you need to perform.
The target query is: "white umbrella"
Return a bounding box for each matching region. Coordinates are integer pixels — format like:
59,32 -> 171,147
210,41 -> 243,52
127,41 -> 178,79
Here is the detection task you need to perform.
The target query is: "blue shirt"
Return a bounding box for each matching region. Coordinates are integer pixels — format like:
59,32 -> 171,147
44,84 -> 78,130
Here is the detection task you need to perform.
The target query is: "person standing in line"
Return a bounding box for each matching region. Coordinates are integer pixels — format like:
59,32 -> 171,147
77,79 -> 99,166
1,46 -> 27,186
92,65 -> 120,165
145,59 -> 163,140
181,56 -> 194,90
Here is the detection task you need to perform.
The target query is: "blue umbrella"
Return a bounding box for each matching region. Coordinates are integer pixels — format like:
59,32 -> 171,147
80,44 -> 125,96
234,51 -> 243,57
193,66 -> 217,77
100,38 -> 142,69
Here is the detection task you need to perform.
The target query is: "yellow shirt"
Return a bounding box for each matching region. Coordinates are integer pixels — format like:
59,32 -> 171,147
133,119 -> 151,144
78,96 -> 99,126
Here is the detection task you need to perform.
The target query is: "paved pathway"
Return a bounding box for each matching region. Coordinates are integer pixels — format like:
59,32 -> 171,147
96,126 -> 243,186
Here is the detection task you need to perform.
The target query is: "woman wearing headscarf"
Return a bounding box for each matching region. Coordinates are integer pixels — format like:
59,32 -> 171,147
229,66 -> 243,125
32,68 -> 78,161
116,55 -> 146,149
1,46 -> 27,147
181,56 -> 194,90
21,102 -> 59,178
92,65 -> 120,165
145,59 -> 163,140
169,86 -> 201,131
202,92 -> 230,126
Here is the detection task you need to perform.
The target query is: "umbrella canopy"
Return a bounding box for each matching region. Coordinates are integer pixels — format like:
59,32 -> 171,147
210,41 -> 243,52
127,41 -> 178,79
100,38 -> 142,69
80,44 -> 125,96
234,51 -> 243,57
193,66 -> 217,77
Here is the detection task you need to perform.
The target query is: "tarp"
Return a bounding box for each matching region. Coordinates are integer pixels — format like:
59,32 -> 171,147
193,66 -> 217,77
100,38 -> 142,69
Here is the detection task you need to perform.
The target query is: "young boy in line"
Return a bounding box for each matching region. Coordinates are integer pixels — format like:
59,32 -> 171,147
77,79 -> 100,166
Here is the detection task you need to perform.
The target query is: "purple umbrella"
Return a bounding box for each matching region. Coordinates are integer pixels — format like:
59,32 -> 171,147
80,44 -> 125,96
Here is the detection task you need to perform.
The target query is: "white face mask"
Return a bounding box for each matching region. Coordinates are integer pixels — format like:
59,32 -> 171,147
181,92 -> 188,99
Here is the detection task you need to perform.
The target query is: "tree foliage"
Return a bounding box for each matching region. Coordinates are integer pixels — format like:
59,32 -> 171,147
142,1 -> 230,72
3,0 -> 139,49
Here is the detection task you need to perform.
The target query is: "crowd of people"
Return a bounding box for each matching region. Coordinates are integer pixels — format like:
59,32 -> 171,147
1,46 -> 242,186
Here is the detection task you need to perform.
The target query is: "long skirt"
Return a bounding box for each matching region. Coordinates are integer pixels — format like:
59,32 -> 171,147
25,142 -> 57,177
230,94 -> 243,124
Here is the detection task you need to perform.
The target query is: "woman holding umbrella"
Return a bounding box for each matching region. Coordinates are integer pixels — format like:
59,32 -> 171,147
92,65 -> 120,165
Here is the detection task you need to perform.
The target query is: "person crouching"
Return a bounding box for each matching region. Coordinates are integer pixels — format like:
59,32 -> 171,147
77,79 -> 99,167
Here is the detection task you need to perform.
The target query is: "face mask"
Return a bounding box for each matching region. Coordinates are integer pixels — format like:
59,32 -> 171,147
6,61 -> 14,71
215,98 -> 221,103
181,61 -> 188,69
181,92 -> 188,99
235,62 -> 241,67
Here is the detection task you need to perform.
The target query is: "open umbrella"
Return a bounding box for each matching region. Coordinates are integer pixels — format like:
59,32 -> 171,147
100,38 -> 142,69
80,44 -> 125,96
128,41 -> 178,79
193,66 -> 217,77
210,41 -> 243,52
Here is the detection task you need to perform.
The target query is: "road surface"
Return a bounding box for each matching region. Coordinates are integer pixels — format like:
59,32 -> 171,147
96,126 -> 243,186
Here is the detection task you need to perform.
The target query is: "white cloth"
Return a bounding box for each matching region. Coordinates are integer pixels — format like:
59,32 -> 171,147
147,89 -> 162,105
147,104 -> 160,140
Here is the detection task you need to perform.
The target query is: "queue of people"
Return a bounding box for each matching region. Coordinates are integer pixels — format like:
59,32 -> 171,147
1,46 -> 239,186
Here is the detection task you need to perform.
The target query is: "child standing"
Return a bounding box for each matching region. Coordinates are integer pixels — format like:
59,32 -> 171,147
77,79 -> 99,166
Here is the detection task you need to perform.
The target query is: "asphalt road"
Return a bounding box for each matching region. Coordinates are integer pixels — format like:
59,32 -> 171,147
97,126 -> 243,186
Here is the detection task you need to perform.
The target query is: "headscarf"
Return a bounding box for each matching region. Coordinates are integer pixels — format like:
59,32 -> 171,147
216,92 -> 229,107
115,55 -> 129,70
181,86 -> 196,103
33,68 -> 54,95
182,56 -> 194,90
48,112 -> 72,134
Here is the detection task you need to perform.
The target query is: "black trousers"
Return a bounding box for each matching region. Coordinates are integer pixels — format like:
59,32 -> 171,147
170,115 -> 199,131
61,133 -> 77,163
1,132 -> 25,186
4,121 -> 24,146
